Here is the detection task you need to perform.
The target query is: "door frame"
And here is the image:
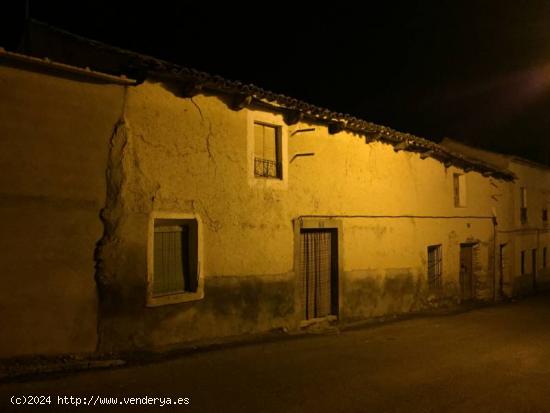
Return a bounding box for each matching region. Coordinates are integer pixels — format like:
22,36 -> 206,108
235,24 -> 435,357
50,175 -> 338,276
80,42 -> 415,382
532,248 -> 537,291
293,218 -> 344,325
499,243 -> 508,299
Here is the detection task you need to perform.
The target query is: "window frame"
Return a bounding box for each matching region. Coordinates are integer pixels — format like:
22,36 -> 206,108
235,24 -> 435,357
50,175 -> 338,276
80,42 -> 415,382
247,110 -> 288,189
146,212 -> 204,307
427,244 -> 443,290
253,121 -> 282,179
453,173 -> 467,208
520,187 -> 528,225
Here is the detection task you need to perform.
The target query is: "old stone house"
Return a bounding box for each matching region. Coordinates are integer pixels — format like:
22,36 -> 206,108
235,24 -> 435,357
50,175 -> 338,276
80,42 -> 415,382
0,21 -> 549,359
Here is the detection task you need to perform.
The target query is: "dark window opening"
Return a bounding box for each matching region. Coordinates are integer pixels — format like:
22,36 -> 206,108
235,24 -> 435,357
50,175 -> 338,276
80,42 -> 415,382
153,219 -> 199,296
254,122 -> 282,179
427,245 -> 442,289
520,207 -> 528,225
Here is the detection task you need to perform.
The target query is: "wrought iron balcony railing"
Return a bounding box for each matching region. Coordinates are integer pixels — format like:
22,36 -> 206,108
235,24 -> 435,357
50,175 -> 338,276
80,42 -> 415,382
254,157 -> 282,179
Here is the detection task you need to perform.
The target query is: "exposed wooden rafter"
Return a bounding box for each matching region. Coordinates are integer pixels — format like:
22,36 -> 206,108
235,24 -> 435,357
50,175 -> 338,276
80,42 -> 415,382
230,93 -> 252,111
328,122 -> 345,135
283,110 -> 303,125
393,141 -> 410,152
181,81 -> 203,98
420,150 -> 433,159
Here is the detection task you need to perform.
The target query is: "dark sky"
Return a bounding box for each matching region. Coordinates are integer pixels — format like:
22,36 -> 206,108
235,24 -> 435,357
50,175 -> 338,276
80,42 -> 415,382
2,1 -> 550,163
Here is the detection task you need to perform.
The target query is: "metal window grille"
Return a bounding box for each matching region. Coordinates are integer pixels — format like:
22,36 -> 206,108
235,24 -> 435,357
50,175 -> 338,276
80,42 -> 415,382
254,157 -> 282,178
427,245 -> 442,289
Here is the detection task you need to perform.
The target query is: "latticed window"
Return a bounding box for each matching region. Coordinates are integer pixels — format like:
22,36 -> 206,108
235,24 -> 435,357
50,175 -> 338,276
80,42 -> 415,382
427,245 -> 442,289
254,122 -> 281,179
153,219 -> 198,296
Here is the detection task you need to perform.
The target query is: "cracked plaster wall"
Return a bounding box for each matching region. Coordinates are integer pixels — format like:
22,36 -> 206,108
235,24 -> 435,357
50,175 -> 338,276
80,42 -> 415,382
3,65 -> 549,357
95,80 -> 502,351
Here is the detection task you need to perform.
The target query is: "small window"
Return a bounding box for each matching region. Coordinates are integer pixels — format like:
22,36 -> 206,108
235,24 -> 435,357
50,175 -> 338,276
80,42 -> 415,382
521,250 -> 526,275
427,245 -> 442,289
542,208 -> 548,223
453,173 -> 467,207
520,208 -> 528,225
520,187 -> 528,225
254,122 -> 282,179
148,216 -> 202,306
544,247 -> 547,269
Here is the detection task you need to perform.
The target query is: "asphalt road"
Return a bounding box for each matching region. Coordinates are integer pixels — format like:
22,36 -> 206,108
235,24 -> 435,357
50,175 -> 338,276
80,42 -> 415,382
3,295 -> 550,412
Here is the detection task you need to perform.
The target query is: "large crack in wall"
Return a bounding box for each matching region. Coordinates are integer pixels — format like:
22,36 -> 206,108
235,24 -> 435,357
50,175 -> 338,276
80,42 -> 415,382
93,86 -> 131,351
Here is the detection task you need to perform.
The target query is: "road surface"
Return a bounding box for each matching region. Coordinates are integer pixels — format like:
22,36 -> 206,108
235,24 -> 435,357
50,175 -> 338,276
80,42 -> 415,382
2,295 -> 550,412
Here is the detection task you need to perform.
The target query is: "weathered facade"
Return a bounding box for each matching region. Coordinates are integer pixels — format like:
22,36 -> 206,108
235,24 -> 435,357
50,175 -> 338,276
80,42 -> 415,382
441,139 -> 550,297
1,22 -> 549,358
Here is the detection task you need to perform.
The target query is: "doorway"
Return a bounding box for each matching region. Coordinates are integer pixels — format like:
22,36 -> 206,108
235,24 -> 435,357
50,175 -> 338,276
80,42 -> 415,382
532,249 -> 537,291
499,243 -> 507,298
300,229 -> 338,320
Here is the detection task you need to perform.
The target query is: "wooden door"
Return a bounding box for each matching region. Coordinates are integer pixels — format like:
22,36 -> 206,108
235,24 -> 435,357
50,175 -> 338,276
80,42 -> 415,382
300,229 -> 337,320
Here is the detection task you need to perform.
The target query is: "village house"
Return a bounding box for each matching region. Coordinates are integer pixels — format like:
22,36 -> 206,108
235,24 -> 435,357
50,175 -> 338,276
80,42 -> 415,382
0,20 -> 549,359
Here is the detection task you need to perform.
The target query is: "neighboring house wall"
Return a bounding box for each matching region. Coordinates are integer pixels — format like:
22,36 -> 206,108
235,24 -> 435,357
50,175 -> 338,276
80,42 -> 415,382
506,161 -> 550,295
0,62 -> 125,357
440,138 -> 550,297
95,80 -> 502,352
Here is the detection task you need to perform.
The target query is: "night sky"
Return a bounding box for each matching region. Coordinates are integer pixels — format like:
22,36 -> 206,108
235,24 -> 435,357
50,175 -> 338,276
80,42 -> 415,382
2,1 -> 550,164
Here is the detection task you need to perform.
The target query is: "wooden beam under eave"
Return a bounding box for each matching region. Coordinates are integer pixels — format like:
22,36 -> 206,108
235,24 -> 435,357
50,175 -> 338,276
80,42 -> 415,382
328,122 -> 345,135
230,94 -> 252,111
393,141 -> 410,152
420,150 -> 434,159
284,110 -> 302,125
181,81 -> 203,98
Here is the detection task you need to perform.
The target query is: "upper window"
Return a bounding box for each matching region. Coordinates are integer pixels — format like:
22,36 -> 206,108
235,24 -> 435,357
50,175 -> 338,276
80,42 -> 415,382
453,173 -> 467,207
254,122 -> 282,179
542,208 -> 548,224
147,214 -> 203,306
520,187 -> 528,225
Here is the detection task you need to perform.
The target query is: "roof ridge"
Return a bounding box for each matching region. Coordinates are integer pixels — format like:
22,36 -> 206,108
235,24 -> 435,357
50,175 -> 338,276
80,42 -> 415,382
22,19 -> 514,180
